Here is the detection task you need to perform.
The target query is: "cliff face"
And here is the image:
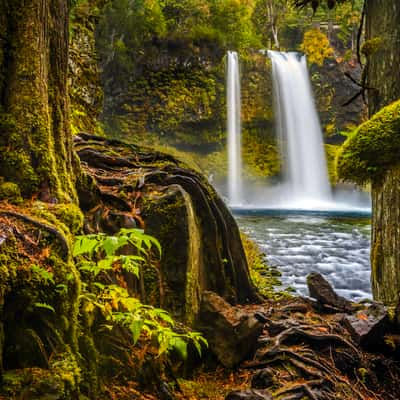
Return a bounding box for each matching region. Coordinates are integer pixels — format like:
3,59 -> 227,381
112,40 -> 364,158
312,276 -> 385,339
96,32 -> 364,189
69,2 -> 104,136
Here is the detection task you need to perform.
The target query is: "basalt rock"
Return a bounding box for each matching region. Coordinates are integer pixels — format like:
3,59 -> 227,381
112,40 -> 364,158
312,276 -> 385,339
75,134 -> 260,323
307,272 -> 353,312
250,368 -> 275,389
197,291 -> 263,368
342,303 -> 389,349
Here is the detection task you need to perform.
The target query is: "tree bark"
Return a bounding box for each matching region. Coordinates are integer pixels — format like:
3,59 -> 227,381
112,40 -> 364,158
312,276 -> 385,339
365,0 -> 400,307
0,0 -> 77,202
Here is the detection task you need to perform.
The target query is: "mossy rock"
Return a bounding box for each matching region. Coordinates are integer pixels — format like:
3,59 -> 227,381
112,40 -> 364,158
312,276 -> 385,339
1,353 -> 80,399
75,134 -> 260,324
336,100 -> 400,185
0,181 -> 22,204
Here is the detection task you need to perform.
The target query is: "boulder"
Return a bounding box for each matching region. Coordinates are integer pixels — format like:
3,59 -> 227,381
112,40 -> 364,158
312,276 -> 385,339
250,368 -> 275,389
307,272 -> 353,312
342,303 -> 389,349
225,389 -> 273,400
75,134 -> 260,324
197,291 -> 264,368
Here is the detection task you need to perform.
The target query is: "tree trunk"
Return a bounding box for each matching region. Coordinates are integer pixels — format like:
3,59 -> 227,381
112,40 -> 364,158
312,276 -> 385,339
365,0 -> 400,307
0,0 -> 77,203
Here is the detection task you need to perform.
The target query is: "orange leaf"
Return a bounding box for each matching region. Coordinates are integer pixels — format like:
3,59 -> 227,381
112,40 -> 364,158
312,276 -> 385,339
357,313 -> 368,321
41,247 -> 50,258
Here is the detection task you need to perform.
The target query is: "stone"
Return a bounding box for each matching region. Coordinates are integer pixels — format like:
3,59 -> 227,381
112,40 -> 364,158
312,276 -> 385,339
250,368 -> 275,389
197,291 -> 264,368
307,272 -> 353,312
342,303 -> 389,349
76,134 -> 261,324
225,389 -> 273,400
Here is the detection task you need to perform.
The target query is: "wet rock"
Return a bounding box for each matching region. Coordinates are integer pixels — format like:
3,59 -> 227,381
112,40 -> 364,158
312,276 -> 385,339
198,291 -> 264,368
342,303 -> 389,349
307,272 -> 353,312
250,368 -> 275,389
225,389 -> 273,400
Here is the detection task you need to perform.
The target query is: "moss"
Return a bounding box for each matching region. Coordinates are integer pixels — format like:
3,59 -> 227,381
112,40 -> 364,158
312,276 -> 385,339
336,100 -> 400,185
0,353 -> 80,399
51,204 -> 84,235
241,232 -> 291,301
0,1 -> 78,203
0,181 -> 23,204
361,37 -> 383,56
325,144 -> 340,184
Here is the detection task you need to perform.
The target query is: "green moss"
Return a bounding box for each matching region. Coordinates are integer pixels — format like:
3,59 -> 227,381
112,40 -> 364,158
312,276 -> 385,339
51,204 -> 84,235
361,37 -> 383,56
336,100 -> 400,185
0,181 -> 23,204
241,232 -> 291,301
325,144 -> 340,184
0,353 -> 80,399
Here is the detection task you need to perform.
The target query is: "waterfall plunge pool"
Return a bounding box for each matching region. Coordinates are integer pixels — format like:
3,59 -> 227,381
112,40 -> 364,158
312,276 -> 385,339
234,211 -> 371,302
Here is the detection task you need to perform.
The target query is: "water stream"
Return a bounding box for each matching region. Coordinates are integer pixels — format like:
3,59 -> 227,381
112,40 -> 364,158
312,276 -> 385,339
237,214 -> 371,301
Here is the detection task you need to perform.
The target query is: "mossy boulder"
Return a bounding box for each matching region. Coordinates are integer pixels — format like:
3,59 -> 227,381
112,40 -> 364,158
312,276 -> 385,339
75,134 -> 260,324
336,100 -> 400,184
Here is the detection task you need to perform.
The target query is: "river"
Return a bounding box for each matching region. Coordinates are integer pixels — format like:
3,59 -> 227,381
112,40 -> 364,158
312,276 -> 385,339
235,213 -> 371,301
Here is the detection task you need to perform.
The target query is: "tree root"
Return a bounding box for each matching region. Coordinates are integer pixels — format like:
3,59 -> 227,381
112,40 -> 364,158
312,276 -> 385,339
0,210 -> 69,258
272,326 -> 360,355
274,380 -> 324,400
77,147 -> 139,170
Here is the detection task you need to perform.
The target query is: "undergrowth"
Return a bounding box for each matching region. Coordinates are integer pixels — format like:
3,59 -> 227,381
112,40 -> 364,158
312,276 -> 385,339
73,228 -> 207,360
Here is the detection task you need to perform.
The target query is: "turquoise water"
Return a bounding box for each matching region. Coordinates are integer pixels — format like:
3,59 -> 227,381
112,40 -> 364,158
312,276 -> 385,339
235,213 -> 371,301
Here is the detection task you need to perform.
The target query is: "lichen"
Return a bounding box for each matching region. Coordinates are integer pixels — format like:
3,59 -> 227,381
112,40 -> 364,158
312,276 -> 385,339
336,100 -> 400,185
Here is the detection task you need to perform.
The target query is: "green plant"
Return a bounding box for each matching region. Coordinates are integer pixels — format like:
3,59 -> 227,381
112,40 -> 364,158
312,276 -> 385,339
73,228 -> 207,360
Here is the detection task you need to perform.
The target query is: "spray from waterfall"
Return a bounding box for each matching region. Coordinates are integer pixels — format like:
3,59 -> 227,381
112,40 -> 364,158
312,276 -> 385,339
227,51 -> 242,205
268,51 -> 332,204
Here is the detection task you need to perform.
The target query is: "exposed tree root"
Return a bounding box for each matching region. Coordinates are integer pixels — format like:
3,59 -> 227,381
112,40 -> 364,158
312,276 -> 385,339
0,210 -> 69,258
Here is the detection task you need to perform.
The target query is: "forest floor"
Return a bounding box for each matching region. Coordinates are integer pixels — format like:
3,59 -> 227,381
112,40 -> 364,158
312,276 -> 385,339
105,296 -> 400,400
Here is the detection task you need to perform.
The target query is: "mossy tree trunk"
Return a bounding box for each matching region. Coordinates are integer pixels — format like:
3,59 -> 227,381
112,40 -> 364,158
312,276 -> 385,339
365,0 -> 400,307
0,0 -> 77,202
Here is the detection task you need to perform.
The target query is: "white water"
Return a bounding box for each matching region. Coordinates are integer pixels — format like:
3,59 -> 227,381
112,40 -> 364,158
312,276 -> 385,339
227,51 -> 242,206
269,51 -> 331,204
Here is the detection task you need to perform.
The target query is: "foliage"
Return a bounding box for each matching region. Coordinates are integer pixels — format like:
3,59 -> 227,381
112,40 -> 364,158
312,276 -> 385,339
73,228 -> 207,360
336,100 -> 400,185
300,29 -> 334,66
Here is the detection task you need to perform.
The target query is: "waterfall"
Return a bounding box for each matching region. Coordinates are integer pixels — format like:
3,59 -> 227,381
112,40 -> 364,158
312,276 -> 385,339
227,51 -> 242,205
268,51 -> 331,204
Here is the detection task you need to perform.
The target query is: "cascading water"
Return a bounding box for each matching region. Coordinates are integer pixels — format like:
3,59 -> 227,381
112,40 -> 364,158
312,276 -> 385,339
227,51 -> 242,205
268,51 -> 332,206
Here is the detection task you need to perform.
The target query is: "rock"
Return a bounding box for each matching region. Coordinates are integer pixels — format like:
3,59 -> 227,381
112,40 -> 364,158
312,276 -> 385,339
198,291 -> 264,368
342,303 -> 389,349
76,134 -> 261,324
250,368 -> 275,389
225,389 -> 273,400
307,272 -> 353,312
